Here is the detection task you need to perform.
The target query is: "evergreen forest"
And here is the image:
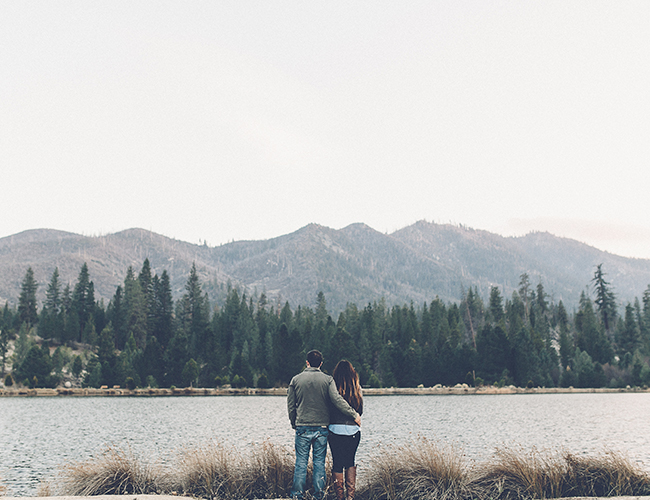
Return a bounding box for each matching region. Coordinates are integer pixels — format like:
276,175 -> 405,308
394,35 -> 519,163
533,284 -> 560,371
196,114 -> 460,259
3,259 -> 650,390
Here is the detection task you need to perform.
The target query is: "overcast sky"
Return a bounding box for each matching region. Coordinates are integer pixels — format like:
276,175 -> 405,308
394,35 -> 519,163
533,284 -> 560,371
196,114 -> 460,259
2,2 -> 649,258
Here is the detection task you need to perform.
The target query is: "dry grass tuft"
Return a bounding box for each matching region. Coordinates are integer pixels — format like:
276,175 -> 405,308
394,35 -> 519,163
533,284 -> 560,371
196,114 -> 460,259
472,446 -> 567,500
471,447 -> 650,500
169,439 -> 314,499
245,440 -> 295,499
58,445 -> 160,496
563,450 -> 650,497
169,441 -> 247,499
359,437 -> 470,500
36,479 -> 53,497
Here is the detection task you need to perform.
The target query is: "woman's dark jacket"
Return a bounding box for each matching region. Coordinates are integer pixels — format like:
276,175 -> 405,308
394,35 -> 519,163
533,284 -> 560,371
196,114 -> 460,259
329,393 -> 363,426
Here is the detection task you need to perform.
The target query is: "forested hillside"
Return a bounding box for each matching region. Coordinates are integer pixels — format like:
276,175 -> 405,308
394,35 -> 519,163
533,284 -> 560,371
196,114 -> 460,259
3,259 -> 650,390
2,222 -> 650,314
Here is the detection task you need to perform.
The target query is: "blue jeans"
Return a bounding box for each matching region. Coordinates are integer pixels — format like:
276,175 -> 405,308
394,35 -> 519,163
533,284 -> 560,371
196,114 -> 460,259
291,426 -> 329,499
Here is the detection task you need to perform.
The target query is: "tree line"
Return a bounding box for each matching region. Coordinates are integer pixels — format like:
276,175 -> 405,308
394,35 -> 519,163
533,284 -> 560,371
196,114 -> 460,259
3,260 -> 650,390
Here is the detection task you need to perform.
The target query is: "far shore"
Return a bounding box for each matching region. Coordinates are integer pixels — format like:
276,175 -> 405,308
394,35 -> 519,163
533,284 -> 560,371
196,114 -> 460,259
1,384 -> 648,397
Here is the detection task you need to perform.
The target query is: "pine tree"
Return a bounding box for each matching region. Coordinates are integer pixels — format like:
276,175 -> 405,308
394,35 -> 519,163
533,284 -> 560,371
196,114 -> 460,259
72,263 -> 95,338
518,273 -> 531,322
164,321 -> 189,387
153,271 -> 174,349
97,324 -> 118,387
0,304 -> 11,375
18,267 -> 38,328
642,286 -> 650,353
536,281 -> 548,316
575,290 -> 613,364
124,267 -> 148,349
592,264 -> 617,332
182,358 -> 199,387
617,303 -> 640,356
461,287 -> 482,349
557,300 -> 574,368
511,326 -> 539,387
15,344 -> 54,388
311,291 -> 331,354
488,287 -> 505,328
476,322 -> 511,383
182,263 -> 210,362
107,286 -> 127,349
275,311 -> 302,385
138,259 -> 156,338
141,335 -> 165,387
39,268 -> 63,340
44,267 -> 61,312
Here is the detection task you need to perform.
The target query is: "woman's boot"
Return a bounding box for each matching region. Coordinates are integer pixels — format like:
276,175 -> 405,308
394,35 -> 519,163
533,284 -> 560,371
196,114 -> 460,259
345,466 -> 356,500
332,472 -> 345,500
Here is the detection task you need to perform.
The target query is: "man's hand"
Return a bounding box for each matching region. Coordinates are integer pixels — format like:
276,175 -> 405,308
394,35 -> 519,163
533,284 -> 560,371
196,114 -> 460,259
355,415 -> 361,426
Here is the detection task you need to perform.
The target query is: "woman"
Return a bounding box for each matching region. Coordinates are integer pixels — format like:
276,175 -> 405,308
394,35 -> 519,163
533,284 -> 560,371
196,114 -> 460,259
328,360 -> 363,500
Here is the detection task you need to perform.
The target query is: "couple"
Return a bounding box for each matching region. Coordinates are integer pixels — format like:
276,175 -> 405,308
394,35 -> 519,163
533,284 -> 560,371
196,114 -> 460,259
287,350 -> 363,500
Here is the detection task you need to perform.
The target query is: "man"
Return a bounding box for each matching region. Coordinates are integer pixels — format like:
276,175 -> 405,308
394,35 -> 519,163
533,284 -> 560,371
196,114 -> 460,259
287,350 -> 361,500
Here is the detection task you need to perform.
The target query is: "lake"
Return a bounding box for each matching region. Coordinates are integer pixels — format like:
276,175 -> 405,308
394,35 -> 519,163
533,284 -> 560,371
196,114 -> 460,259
1,393 -> 649,496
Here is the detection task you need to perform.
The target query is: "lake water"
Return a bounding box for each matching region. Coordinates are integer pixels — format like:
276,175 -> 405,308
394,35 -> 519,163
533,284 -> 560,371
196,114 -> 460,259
2,393 -> 650,496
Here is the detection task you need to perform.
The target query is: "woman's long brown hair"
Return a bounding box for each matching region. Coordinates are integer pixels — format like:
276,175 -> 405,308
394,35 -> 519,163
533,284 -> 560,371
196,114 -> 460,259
332,360 -> 362,412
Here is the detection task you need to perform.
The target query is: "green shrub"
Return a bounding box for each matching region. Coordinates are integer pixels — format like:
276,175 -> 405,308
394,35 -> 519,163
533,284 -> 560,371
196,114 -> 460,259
256,372 -> 270,389
232,374 -> 246,388
72,355 -> 83,377
368,373 -> 381,388
4,373 -> 13,386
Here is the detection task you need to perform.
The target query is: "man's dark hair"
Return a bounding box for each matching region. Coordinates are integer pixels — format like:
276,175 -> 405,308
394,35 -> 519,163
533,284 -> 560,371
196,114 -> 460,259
307,350 -> 323,367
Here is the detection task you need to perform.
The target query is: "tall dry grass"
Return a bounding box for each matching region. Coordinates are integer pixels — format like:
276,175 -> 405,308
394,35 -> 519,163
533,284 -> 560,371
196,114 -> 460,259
169,441 -> 247,499
36,479 -> 53,497
57,445 -> 160,496
245,439 -> 295,499
168,440 -> 296,499
472,446 -> 568,500
359,437 -> 470,500
472,447 -> 650,500
52,438 -> 650,500
563,450 -> 650,497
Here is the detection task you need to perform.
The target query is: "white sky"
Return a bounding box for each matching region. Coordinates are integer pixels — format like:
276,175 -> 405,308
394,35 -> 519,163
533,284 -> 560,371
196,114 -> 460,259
2,2 -> 649,258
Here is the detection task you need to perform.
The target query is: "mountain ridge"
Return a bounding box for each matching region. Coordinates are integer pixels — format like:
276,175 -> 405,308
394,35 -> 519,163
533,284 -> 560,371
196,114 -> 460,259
1,222 -> 649,313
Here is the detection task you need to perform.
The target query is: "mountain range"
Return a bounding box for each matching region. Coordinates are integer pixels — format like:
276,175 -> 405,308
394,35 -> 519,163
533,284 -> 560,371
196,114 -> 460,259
1,221 -> 649,313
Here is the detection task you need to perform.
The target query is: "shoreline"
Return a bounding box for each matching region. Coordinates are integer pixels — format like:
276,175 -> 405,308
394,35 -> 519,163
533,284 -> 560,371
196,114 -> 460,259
1,384 -> 648,397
